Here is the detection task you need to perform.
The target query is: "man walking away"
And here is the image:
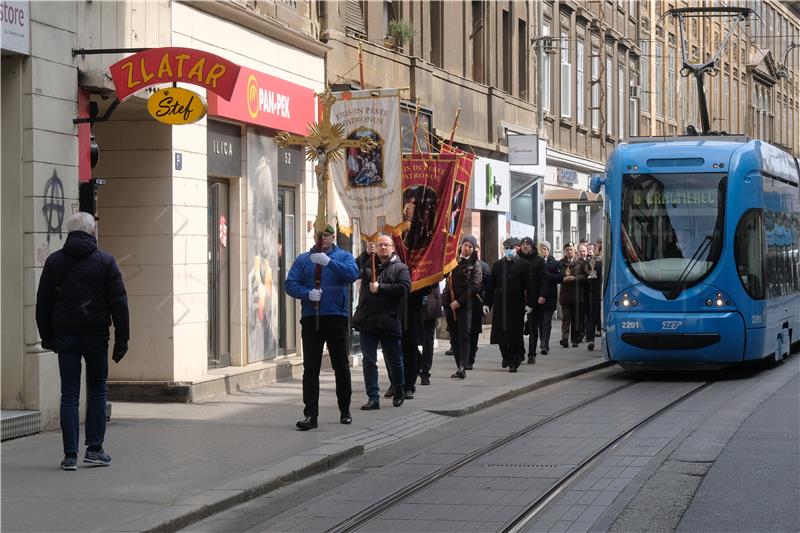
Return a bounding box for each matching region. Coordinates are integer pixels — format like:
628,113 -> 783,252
36,212 -> 129,471
285,224 -> 360,430
516,236 -> 545,364
484,238 -> 533,372
353,235 -> 411,409
536,241 -> 563,355
442,235 -> 482,379
400,284 -> 430,399
467,244 -> 490,369
419,283 -> 442,385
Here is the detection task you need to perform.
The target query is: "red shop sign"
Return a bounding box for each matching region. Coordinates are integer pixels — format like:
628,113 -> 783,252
109,47 -> 240,101
207,66 -> 315,135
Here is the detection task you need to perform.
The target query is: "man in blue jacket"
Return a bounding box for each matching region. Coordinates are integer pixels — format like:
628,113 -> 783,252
36,212 -> 129,471
285,224 -> 359,430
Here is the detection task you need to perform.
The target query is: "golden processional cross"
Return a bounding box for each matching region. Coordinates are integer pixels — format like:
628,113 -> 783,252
275,86 -> 379,235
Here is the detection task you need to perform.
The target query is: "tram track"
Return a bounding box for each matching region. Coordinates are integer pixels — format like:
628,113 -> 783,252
326,377 -> 714,533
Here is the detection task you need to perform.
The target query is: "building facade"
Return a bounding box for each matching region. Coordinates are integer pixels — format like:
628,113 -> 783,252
1,0 -> 325,434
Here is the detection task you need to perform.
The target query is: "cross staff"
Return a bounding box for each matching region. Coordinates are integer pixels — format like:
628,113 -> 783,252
274,86 -> 380,310
275,86 -> 380,235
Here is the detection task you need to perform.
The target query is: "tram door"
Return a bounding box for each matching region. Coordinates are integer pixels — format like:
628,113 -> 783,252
208,179 -> 230,368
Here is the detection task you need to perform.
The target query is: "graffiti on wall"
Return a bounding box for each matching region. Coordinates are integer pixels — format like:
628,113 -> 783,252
42,170 -> 65,244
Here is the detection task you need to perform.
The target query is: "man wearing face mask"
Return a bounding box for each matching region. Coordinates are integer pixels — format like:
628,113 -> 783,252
442,235 -> 482,379
484,237 -> 534,372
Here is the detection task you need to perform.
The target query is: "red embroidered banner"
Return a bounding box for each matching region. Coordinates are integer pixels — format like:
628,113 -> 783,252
393,150 -> 473,291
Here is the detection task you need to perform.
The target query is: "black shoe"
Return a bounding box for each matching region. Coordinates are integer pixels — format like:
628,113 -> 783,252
540,349 -> 548,355
393,394 -> 404,407
296,416 -> 318,431
360,399 -> 380,410
572,343 -> 579,348
450,370 -> 461,378
509,366 -> 518,373
384,385 -> 395,398
420,376 -> 430,385
340,413 -> 352,424
587,342 -> 595,351
457,368 -> 466,379
404,390 -> 414,400
445,350 -> 454,355
501,360 -> 508,368
559,339 -> 569,348
84,448 -> 112,466
60,455 -> 78,471
528,355 -> 536,364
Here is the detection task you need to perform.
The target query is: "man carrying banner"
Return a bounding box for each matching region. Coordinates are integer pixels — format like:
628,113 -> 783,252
483,237 -> 534,372
353,235 -> 411,409
442,235 -> 482,379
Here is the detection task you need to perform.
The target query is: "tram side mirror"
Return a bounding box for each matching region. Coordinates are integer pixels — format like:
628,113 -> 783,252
589,174 -> 606,194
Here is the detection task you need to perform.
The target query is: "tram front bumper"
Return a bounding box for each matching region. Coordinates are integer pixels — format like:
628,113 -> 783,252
606,311 -> 746,364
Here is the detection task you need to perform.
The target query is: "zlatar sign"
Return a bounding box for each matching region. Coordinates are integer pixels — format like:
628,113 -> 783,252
146,87 -> 207,125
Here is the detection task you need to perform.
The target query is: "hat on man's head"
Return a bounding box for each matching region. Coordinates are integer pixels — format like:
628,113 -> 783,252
520,236 -> 535,246
503,237 -> 520,248
564,242 -> 574,249
321,223 -> 335,235
538,240 -> 551,251
461,235 -> 478,248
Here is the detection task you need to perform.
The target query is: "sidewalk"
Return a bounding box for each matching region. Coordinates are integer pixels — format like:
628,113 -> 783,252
1,329 -> 609,533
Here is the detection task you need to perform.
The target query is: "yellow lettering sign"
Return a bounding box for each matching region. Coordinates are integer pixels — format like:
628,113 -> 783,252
146,87 -> 207,125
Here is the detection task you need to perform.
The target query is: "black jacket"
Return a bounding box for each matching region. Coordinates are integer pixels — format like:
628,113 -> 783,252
36,231 -> 129,344
517,251 -> 546,305
354,252 -> 411,336
485,255 -> 533,344
559,256 -> 588,305
540,256 -> 564,311
442,253 -> 482,310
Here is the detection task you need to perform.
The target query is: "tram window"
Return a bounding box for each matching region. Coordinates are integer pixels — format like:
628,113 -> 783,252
733,209 -> 765,300
763,209 -> 800,297
603,210 -> 611,295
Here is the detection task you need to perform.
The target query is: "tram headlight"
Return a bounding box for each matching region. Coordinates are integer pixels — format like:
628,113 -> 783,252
620,293 -> 638,307
715,292 -> 724,307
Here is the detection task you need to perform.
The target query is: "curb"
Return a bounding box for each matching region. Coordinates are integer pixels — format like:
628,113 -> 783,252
426,360 -> 613,417
109,443 -> 364,533
117,359 -> 611,532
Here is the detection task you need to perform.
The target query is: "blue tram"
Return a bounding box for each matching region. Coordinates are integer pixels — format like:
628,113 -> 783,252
591,136 -> 800,369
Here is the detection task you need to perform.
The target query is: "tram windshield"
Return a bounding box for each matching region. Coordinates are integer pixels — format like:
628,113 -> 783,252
620,173 -> 727,292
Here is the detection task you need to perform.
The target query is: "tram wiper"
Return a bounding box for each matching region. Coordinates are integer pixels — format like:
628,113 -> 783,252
666,233 -> 714,300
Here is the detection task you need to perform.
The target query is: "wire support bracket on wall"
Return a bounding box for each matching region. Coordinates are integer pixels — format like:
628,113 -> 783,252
73,99 -> 120,125
72,47 -> 149,57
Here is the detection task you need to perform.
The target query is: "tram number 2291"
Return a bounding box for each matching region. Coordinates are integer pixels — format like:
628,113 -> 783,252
620,321 -> 640,329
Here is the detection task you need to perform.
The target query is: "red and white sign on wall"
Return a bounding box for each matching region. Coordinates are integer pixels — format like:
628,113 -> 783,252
207,66 -> 315,135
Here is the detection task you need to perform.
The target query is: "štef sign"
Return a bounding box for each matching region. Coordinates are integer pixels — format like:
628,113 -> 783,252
147,87 -> 207,125
207,66 -> 315,135
109,47 -> 240,101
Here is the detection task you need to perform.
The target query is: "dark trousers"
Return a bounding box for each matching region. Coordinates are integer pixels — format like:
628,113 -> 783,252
539,309 -> 554,351
468,305 -> 483,366
560,301 -> 584,344
419,318 -> 437,378
402,334 -> 420,393
445,304 -> 472,370
300,316 -> 352,418
526,309 -> 538,356
585,299 -> 602,343
500,344 -> 525,368
57,335 -> 109,455
360,332 -> 404,401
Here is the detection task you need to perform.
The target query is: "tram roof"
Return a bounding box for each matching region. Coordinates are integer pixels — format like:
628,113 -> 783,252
628,135 -> 750,144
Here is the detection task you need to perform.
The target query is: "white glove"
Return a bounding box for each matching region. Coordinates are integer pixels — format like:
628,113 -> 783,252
525,306 -> 533,313
308,288 -> 322,302
482,305 -> 490,316
309,252 -> 330,266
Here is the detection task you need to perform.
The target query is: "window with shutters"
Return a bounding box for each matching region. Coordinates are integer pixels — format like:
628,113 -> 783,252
518,19 -> 528,100
641,38 -> 649,112
430,1 -> 443,67
472,0 -> 486,84
577,40 -> 585,125
668,45 -> 675,119
655,43 -> 663,116
618,64 -> 625,138
561,28 -> 571,118
591,44 -> 600,130
606,56 -> 613,134
543,20 -> 551,113
344,0 -> 366,39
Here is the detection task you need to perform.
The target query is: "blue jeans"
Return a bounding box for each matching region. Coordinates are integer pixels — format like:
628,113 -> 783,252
360,332 -> 404,401
57,336 -> 109,455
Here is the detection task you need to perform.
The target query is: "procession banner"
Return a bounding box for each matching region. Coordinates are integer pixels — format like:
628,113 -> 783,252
440,144 -> 475,273
396,152 -> 470,291
328,88 -> 403,239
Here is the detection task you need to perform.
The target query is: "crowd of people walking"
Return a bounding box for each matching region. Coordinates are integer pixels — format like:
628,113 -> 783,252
284,228 -> 604,431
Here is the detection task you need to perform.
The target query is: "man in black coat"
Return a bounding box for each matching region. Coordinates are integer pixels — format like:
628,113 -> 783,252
353,235 -> 411,409
467,244 -> 490,369
36,212 -> 129,471
419,283 -> 443,385
536,241 -> 563,354
583,244 -> 603,351
516,236 -> 546,364
483,237 -> 534,372
559,242 -> 588,347
399,284 -> 430,399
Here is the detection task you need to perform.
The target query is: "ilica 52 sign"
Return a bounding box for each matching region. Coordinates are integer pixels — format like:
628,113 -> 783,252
146,87 -> 207,125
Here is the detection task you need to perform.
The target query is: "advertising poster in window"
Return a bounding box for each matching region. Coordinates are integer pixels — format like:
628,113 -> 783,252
246,131 -> 279,362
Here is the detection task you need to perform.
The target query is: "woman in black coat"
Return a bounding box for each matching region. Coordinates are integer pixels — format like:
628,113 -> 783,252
536,241 -> 563,355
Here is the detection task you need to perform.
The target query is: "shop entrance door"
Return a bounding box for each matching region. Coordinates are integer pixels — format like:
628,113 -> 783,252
277,187 -> 297,355
208,179 -> 230,368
